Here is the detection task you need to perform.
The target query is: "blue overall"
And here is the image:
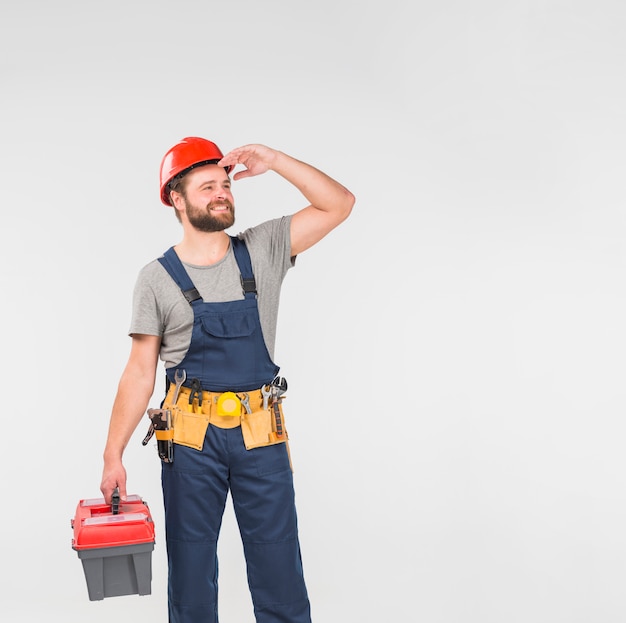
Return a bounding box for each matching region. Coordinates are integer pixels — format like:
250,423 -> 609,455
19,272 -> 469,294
157,237 -> 311,623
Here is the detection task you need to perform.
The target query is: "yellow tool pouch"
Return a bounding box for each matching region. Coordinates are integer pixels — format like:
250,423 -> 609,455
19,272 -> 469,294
241,400 -> 288,450
161,385 -> 210,451
171,407 -> 210,451
160,383 -> 289,452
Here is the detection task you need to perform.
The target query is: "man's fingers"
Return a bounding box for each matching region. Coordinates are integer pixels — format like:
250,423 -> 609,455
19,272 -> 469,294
232,169 -> 253,181
101,470 -> 127,504
219,146 -> 251,167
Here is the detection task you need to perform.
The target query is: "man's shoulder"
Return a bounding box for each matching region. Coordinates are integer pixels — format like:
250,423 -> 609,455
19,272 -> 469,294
135,256 -> 169,285
237,216 -> 291,258
238,216 -> 291,243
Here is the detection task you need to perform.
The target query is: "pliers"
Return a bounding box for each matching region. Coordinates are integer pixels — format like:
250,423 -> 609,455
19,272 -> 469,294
188,377 -> 203,408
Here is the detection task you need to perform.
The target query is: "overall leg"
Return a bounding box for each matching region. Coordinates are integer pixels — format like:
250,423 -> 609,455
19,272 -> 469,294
162,426 -> 230,623
229,430 -> 312,623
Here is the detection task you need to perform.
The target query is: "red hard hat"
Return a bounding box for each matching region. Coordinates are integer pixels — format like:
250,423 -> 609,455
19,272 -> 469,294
159,137 -> 233,206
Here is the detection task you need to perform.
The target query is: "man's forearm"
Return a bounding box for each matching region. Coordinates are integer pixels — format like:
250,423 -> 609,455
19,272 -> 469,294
103,375 -> 154,462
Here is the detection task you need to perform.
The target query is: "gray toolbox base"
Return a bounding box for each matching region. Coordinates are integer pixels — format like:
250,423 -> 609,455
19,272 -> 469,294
76,542 -> 154,601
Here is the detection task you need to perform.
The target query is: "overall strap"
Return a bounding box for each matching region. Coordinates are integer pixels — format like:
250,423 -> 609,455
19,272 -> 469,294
230,236 -> 257,299
157,238 -> 257,304
158,247 -> 202,304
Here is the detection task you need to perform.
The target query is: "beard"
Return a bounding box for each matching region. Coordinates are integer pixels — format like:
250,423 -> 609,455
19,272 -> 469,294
185,198 -> 235,232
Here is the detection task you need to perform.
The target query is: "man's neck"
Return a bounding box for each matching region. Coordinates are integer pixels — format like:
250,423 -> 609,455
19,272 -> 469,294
174,229 -> 231,266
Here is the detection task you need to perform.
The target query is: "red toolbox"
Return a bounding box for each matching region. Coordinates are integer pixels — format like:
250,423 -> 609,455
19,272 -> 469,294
71,493 -> 155,601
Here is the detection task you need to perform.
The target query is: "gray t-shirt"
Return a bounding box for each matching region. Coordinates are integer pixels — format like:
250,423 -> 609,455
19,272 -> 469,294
129,216 -> 295,369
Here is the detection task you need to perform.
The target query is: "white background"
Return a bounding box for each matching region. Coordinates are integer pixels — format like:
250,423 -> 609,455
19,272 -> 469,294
1,1 -> 625,622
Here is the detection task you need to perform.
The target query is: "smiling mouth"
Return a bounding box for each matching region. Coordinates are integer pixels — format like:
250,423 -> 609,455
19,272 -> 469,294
209,202 -> 232,212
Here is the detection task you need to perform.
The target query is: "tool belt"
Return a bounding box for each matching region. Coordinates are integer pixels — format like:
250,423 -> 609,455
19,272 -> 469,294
160,383 -> 288,452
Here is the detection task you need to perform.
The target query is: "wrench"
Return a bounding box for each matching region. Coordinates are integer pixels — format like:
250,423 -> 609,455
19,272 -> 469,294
270,377 -> 288,438
240,393 -> 252,415
272,399 -> 284,438
172,369 -> 186,406
271,376 -> 288,399
261,384 -> 272,410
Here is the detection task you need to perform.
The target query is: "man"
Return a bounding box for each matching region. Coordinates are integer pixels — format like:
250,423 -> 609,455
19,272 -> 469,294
100,137 -> 355,623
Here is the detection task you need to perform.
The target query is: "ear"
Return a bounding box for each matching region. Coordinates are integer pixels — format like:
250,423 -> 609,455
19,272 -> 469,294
170,190 -> 185,215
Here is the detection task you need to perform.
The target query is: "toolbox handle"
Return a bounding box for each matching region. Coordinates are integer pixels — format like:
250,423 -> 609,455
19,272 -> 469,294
111,487 -> 120,515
